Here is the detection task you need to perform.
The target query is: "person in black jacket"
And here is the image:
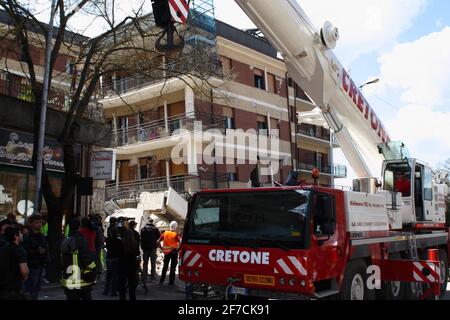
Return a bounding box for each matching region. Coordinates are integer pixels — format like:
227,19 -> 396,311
22,214 -> 48,300
103,227 -> 121,297
118,228 -> 140,300
61,219 -> 96,300
0,227 -> 28,300
140,218 -> 160,283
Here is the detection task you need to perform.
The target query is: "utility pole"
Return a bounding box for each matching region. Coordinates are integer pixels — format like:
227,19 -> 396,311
34,0 -> 57,215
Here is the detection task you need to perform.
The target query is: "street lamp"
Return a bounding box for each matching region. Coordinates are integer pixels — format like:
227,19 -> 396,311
359,78 -> 379,89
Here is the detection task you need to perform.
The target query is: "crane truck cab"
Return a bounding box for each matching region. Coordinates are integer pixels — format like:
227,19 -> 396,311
377,142 -> 447,226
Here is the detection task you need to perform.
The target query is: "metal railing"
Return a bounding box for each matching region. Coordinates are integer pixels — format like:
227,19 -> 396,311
0,69 -> 105,122
113,111 -> 225,147
0,69 -> 69,111
105,172 -> 229,201
334,164 -> 348,178
100,59 -> 223,98
299,162 -> 333,175
297,125 -> 331,142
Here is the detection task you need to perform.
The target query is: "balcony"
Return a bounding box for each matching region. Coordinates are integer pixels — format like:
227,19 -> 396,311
100,60 -> 223,99
105,172 -> 230,201
334,164 -> 348,179
0,69 -> 105,122
297,124 -> 330,142
113,111 -> 225,148
299,162 -> 348,178
0,70 -> 110,146
299,162 -> 333,175
0,69 -> 68,111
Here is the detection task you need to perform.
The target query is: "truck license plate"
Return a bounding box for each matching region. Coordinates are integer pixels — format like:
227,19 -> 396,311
244,274 -> 275,286
229,286 -> 248,295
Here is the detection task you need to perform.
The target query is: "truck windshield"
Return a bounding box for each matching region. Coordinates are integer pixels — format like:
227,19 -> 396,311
185,190 -> 310,250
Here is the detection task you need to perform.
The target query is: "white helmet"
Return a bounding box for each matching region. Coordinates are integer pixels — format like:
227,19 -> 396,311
169,221 -> 178,231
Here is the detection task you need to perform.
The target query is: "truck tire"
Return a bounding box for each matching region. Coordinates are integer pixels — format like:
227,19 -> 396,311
439,249 -> 449,298
402,251 -> 421,300
339,260 -> 375,300
404,282 -> 421,300
379,254 -> 405,300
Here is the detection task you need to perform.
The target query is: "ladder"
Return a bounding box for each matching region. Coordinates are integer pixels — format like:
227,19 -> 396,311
407,233 -> 423,296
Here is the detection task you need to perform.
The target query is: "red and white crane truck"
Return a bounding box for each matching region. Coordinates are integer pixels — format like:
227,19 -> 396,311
178,0 -> 449,300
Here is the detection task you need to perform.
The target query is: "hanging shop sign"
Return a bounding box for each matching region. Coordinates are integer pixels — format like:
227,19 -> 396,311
0,128 -> 64,172
90,150 -> 116,180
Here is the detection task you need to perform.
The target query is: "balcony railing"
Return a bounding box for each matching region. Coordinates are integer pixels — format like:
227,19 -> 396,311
0,69 -> 105,122
334,164 -> 348,178
105,172 -> 229,201
297,126 -> 331,142
299,163 -> 333,175
113,111 -> 225,147
299,162 -> 348,178
100,59 -> 223,98
0,69 -> 69,111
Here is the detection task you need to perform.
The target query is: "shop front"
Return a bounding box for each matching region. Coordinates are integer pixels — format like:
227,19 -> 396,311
0,127 -> 65,223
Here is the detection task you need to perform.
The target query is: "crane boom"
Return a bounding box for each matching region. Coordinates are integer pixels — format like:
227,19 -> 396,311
234,0 -> 391,178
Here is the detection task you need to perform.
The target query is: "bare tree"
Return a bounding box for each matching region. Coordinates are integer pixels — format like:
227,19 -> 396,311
0,0 -> 227,281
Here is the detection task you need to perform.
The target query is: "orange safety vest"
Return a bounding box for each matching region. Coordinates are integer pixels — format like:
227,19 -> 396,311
161,231 -> 180,254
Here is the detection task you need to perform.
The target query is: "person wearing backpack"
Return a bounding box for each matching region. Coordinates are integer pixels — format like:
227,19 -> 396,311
0,227 -> 29,300
22,214 -> 48,300
61,219 -> 97,300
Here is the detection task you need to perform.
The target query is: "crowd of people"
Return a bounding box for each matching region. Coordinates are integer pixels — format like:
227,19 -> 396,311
0,214 -> 49,300
0,213 -> 182,301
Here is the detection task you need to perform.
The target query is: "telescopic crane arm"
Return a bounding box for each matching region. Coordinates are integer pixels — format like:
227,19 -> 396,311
235,0 -> 391,178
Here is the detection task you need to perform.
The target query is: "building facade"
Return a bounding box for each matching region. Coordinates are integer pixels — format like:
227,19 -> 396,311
0,10 -> 110,222
99,18 -> 347,205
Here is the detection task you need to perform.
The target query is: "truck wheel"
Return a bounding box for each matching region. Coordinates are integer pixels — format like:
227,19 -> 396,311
380,254 -> 405,300
404,282 -> 421,300
401,251 -> 421,300
339,260 -> 374,300
439,249 -> 449,298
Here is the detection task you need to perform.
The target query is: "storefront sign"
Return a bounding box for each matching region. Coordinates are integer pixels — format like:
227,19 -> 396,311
90,150 -> 116,180
0,128 -> 64,172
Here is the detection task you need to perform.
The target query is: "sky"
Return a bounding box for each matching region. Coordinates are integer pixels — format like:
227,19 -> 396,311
29,0 -> 450,184
215,0 -> 450,185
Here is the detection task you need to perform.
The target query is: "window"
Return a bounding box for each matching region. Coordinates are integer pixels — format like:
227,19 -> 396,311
186,190 -> 311,249
257,121 -> 267,135
313,193 -> 336,236
140,165 -> 148,179
254,68 -> 265,90
257,115 -> 268,135
288,78 -> 294,87
224,117 -> 235,130
424,166 -> 433,201
228,173 -> 238,182
384,163 -> 411,197
119,116 -> 129,145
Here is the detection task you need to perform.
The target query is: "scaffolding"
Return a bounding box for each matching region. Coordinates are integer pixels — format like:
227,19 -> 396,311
184,0 -> 218,63
189,0 -> 216,35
